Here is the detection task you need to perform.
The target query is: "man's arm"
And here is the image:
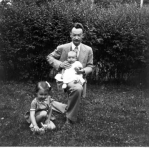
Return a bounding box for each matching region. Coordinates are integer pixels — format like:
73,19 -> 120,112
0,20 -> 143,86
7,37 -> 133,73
84,48 -> 93,75
47,45 -> 71,71
46,46 -> 63,71
77,48 -> 93,75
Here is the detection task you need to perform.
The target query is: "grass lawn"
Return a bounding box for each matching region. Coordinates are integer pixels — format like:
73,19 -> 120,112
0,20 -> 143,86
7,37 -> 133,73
0,81 -> 149,146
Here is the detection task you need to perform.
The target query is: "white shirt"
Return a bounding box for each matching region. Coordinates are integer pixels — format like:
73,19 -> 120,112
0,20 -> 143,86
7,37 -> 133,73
71,42 -> 81,57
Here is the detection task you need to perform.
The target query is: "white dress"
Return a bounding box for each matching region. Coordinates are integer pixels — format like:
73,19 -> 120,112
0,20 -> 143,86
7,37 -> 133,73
55,61 -> 85,86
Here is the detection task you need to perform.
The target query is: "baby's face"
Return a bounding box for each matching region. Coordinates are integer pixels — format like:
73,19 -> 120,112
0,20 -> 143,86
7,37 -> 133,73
67,52 -> 77,64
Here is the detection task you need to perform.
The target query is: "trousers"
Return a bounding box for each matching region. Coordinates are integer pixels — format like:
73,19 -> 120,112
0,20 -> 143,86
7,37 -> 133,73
66,81 -> 83,121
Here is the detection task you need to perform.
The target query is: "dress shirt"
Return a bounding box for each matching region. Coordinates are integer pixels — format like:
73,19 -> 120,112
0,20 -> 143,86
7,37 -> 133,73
71,42 -> 81,57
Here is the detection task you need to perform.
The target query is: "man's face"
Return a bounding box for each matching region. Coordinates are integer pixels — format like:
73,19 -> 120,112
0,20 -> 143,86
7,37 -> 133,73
70,27 -> 83,46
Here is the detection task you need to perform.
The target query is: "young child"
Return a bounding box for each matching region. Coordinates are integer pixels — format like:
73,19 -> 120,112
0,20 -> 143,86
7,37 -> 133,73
24,81 -> 56,134
55,51 -> 85,89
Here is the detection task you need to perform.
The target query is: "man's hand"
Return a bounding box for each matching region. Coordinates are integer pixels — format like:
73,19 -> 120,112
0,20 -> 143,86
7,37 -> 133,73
59,61 -> 71,69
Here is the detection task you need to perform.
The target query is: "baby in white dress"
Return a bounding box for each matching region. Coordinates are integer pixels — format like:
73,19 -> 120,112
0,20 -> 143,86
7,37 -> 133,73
55,51 -> 85,89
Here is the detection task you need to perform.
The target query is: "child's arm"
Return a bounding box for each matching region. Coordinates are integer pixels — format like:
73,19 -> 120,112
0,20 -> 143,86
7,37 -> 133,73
75,61 -> 85,75
77,61 -> 83,69
47,105 -> 52,123
30,110 -> 39,131
47,96 -> 53,123
74,61 -> 83,72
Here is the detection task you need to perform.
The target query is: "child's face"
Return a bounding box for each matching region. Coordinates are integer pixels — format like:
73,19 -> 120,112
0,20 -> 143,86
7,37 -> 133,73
67,52 -> 77,64
37,89 -> 48,101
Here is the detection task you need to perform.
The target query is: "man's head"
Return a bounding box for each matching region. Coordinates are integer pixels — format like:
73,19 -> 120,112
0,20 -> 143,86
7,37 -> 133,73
67,51 -> 77,64
70,23 -> 84,46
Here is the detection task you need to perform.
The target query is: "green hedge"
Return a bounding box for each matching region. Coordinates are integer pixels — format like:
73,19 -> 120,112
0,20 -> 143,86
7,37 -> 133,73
0,0 -> 149,82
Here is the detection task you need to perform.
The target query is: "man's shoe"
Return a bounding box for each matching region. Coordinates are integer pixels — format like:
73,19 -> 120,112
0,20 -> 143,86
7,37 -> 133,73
51,114 -> 56,121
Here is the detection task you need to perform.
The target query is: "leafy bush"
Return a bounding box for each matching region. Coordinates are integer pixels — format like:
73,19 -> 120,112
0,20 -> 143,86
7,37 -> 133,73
0,0 -> 149,82
86,4 -> 148,81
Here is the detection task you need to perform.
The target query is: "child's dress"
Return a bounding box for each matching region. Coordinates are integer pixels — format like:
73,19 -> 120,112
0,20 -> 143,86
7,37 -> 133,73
24,96 -> 52,124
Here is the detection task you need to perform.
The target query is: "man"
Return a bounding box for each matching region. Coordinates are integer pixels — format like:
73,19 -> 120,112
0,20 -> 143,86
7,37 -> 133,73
47,22 -> 93,127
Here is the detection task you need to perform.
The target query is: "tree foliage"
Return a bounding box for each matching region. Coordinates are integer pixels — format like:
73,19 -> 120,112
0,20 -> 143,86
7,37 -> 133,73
0,0 -> 149,81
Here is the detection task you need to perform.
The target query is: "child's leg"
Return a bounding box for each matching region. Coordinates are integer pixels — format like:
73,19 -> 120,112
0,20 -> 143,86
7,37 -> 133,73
62,83 -> 67,89
55,74 -> 63,81
77,75 -> 85,85
35,111 -> 48,125
29,111 -> 47,134
45,120 -> 56,130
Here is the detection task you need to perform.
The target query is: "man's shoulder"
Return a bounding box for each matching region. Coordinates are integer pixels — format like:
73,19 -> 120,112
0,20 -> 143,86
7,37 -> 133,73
57,42 -> 71,49
81,43 -> 92,50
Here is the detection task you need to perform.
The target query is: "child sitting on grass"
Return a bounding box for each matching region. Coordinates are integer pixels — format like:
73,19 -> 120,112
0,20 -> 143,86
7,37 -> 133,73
55,51 -> 85,89
24,81 -> 56,134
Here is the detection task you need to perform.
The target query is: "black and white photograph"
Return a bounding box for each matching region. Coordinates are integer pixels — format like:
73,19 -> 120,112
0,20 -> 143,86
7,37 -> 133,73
0,0 -> 149,146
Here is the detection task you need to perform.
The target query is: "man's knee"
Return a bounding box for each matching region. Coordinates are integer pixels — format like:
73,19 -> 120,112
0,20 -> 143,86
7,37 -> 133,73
67,82 -> 83,94
75,84 -> 83,93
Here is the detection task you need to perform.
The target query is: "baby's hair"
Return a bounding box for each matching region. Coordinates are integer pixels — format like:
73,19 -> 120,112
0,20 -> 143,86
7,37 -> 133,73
35,81 -> 51,93
68,51 -> 77,57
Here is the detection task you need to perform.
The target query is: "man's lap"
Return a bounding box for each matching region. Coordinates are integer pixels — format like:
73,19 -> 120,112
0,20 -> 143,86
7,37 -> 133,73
67,81 -> 83,94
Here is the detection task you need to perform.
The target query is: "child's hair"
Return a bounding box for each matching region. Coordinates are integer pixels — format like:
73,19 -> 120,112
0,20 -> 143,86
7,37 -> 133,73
35,81 -> 51,93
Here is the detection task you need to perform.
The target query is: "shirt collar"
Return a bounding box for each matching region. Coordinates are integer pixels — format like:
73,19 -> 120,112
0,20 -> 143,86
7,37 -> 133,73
71,42 -> 81,52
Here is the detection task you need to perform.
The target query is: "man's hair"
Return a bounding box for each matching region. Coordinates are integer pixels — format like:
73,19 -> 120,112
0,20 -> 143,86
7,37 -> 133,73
73,22 -> 84,32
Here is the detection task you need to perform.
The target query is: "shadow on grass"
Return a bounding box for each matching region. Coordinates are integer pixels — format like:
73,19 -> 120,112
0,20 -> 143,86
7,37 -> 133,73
0,81 -> 149,146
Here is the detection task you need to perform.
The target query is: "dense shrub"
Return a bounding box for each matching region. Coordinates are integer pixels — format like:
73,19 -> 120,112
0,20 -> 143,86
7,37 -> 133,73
86,4 -> 149,81
0,0 -> 149,82
0,0 -> 72,80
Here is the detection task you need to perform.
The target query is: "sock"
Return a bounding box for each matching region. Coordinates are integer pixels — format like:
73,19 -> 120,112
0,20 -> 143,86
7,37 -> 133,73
62,84 -> 67,89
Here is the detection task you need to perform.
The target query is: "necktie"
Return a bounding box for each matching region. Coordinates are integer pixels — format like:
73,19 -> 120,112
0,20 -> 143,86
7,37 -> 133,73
74,46 -> 78,58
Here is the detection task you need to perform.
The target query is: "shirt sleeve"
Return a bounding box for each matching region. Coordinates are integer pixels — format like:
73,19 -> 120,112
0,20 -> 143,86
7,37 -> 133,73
30,99 -> 37,111
46,45 -> 63,71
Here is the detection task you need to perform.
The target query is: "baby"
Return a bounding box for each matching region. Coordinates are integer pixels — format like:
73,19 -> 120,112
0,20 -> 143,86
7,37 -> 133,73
55,51 -> 85,89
